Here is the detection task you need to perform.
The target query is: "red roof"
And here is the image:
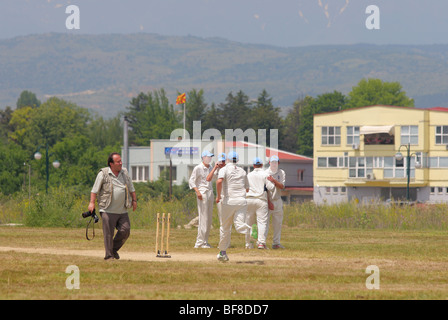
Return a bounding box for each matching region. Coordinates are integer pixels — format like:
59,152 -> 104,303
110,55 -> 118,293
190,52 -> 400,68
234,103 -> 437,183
314,105 -> 416,117
285,187 -> 314,192
428,107 -> 448,112
224,141 -> 313,162
315,105 -> 448,117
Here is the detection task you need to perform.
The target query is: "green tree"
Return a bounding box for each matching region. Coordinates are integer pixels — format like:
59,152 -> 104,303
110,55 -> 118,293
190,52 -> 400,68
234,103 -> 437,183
16,90 -> 41,109
295,96 -> 315,157
28,97 -> 91,150
50,135 -> 118,188
125,89 -> 180,145
8,106 -> 34,148
217,90 -> 252,131
184,89 -> 207,136
281,96 -> 311,153
302,91 -> 346,156
0,106 -> 14,142
251,90 -> 283,147
295,91 -> 346,157
346,78 -> 414,109
0,142 -> 28,195
202,102 -> 220,132
88,115 -> 123,149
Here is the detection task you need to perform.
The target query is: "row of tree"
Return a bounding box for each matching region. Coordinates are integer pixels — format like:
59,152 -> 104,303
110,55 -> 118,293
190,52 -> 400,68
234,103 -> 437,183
0,92 -> 123,195
125,78 -> 414,155
0,78 -> 414,195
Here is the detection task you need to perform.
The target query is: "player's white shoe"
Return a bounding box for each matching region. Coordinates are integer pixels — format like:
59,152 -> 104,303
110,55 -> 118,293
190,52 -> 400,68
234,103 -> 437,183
194,243 -> 212,248
257,243 -> 267,249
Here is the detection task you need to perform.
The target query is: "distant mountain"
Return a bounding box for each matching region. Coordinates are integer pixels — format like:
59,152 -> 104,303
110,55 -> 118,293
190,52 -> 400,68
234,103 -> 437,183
1,33 -> 448,116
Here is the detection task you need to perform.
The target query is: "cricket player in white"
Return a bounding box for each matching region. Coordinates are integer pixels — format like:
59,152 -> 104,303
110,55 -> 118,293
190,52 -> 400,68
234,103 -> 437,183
215,151 -> 257,262
245,157 -> 275,249
266,155 -> 286,249
189,150 -> 215,248
207,153 -> 226,218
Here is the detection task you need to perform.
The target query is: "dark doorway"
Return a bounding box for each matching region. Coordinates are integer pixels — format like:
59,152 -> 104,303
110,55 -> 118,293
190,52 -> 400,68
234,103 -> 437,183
381,188 -> 417,201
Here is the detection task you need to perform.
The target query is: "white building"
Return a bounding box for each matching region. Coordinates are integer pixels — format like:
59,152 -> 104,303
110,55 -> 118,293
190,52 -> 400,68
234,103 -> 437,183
123,139 -> 313,202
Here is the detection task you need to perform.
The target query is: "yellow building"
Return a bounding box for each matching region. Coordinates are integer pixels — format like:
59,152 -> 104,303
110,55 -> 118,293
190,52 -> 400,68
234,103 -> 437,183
313,105 -> 448,204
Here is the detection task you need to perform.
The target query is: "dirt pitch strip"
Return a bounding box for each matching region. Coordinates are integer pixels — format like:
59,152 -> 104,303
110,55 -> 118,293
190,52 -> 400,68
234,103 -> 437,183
0,246 -> 285,264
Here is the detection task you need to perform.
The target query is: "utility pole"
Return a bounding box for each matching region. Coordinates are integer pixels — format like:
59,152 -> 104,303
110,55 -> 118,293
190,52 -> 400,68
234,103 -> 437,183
123,116 -> 129,172
169,156 -> 173,199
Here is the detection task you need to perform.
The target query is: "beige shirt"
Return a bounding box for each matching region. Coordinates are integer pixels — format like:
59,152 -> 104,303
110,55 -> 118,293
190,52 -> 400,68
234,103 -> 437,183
218,163 -> 249,205
91,168 -> 135,214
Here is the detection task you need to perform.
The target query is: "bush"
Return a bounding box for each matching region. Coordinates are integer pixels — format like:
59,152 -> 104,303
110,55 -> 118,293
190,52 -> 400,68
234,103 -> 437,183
283,201 -> 448,230
4,185 -> 448,230
24,186 -> 87,228
16,183 -> 199,229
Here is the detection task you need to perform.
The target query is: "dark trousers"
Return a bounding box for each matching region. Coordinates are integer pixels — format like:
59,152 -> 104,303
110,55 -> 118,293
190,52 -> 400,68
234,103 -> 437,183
100,212 -> 131,259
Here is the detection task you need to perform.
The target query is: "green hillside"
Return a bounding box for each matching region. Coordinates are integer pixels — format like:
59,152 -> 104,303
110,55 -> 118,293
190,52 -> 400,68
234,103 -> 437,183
1,33 -> 447,115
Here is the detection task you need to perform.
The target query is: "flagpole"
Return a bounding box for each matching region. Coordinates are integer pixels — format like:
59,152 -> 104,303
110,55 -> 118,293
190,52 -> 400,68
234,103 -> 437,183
183,102 -> 186,140
177,93 -> 186,140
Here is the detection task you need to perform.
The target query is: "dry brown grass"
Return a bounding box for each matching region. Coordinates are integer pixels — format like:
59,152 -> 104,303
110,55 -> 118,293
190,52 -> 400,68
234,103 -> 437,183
1,226 -> 447,300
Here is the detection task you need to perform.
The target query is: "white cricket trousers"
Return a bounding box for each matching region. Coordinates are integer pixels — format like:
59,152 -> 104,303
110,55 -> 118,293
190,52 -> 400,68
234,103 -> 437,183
269,198 -> 284,245
218,203 -> 251,251
245,198 -> 269,245
195,190 -> 214,247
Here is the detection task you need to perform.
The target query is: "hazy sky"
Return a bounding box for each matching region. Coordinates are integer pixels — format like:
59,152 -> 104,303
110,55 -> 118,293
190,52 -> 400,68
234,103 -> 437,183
0,0 -> 447,47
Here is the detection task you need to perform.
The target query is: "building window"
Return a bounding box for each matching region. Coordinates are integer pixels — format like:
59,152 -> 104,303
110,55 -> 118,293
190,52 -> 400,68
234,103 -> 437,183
349,157 -> 372,178
343,153 -> 349,168
328,157 -> 338,167
317,158 -> 327,168
347,126 -> 360,145
297,169 -> 304,182
159,166 -> 177,181
435,126 -> 448,145
401,126 -> 418,145
428,157 -> 448,168
383,157 -> 415,178
317,157 -> 342,168
131,166 -> 149,182
322,126 -> 341,145
349,157 -> 364,178
373,157 -> 384,168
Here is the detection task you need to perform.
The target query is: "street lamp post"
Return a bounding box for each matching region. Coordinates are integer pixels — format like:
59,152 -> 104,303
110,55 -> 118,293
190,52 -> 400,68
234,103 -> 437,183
34,141 -> 60,194
23,162 -> 31,202
395,143 -> 419,202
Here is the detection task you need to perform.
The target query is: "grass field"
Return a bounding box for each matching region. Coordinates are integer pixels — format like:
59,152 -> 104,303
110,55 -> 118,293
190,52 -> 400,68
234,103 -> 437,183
1,225 -> 447,300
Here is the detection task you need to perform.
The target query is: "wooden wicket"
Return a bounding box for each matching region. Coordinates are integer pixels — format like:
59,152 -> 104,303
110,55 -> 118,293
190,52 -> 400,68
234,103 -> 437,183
155,212 -> 171,258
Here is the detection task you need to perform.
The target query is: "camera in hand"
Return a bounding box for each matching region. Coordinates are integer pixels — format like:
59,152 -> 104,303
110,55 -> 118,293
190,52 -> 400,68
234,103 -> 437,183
82,209 -> 99,223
